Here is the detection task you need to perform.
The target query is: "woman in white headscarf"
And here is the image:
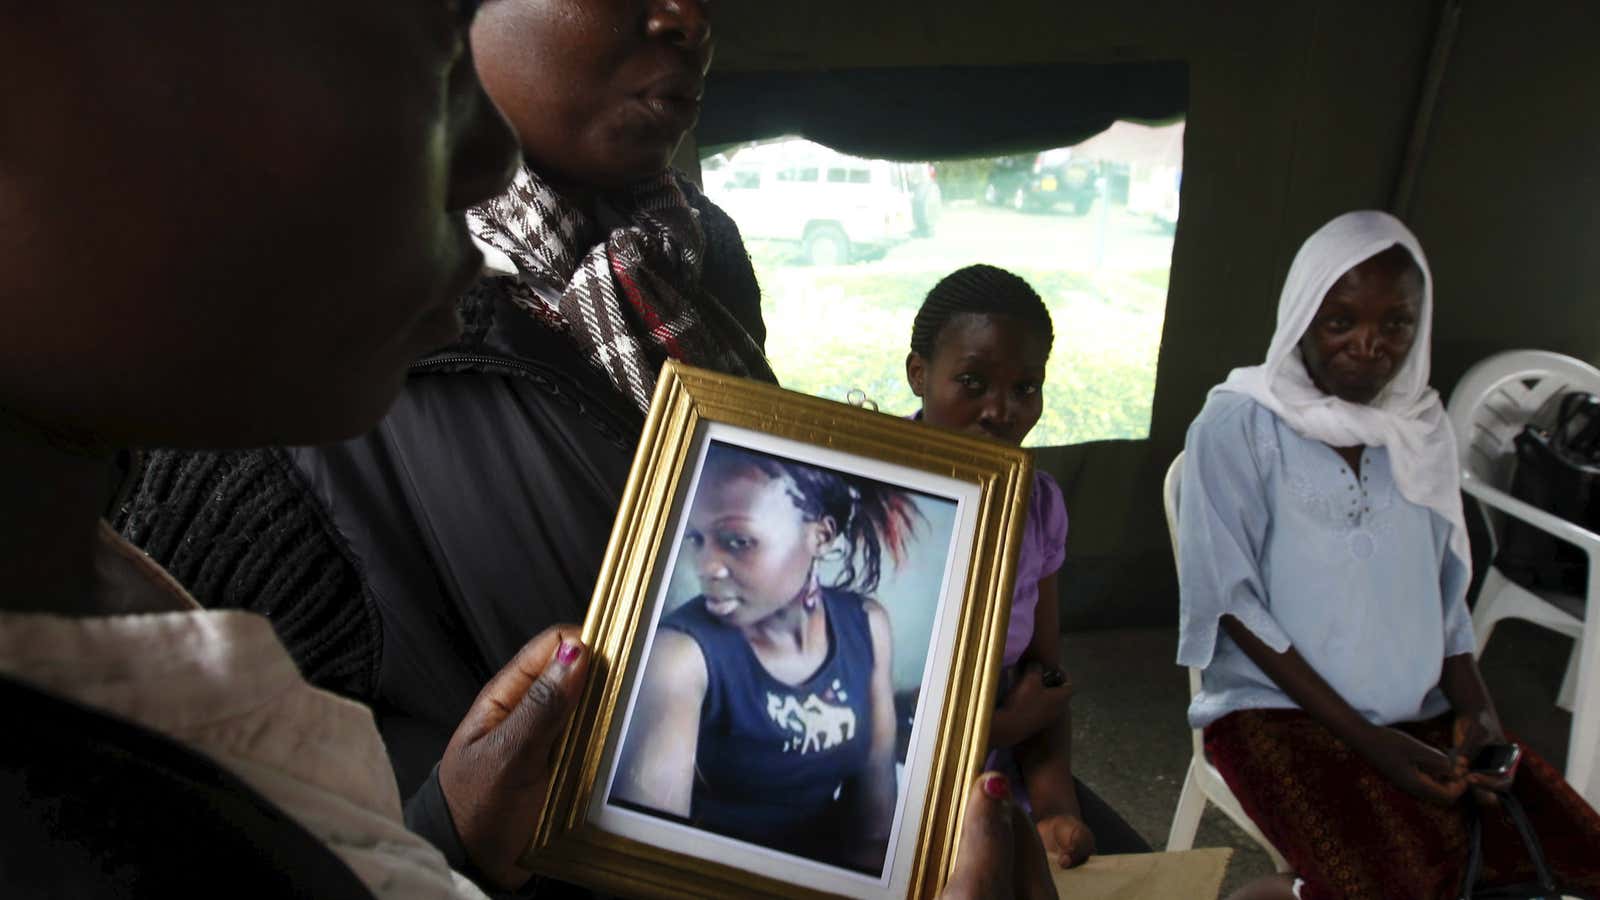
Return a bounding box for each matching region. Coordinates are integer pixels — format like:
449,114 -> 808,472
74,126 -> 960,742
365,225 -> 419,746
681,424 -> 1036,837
1176,211 -> 1600,900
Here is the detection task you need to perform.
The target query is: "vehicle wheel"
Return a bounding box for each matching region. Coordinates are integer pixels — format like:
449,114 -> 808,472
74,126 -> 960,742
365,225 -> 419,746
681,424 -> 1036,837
803,225 -> 849,267
1011,188 -> 1028,212
1072,196 -> 1093,215
983,183 -> 999,205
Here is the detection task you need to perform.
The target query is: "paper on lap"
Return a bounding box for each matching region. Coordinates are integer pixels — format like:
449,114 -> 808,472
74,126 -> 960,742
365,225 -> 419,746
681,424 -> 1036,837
1050,848 -> 1233,900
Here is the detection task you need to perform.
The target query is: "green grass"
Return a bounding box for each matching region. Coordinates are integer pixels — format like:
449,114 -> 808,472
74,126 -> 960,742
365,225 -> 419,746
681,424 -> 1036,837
751,251 -> 1168,447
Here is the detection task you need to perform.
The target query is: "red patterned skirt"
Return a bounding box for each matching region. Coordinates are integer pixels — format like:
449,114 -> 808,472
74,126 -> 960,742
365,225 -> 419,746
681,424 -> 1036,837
1204,709 -> 1600,900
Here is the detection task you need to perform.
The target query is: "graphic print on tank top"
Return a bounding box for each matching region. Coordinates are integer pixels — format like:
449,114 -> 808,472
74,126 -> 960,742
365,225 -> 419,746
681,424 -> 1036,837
767,678 -> 857,754
659,587 -> 876,860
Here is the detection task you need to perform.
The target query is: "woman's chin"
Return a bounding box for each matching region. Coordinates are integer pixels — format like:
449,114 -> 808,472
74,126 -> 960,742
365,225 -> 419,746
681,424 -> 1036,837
1331,381 -> 1388,405
584,129 -> 683,188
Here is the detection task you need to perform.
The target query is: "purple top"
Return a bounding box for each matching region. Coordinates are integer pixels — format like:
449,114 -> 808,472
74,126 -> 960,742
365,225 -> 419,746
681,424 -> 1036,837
904,412 -> 1067,667
1005,469 -> 1068,667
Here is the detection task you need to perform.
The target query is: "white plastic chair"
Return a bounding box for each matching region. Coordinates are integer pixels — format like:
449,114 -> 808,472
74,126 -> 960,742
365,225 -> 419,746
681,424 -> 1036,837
1445,350 -> 1600,805
1161,452 -> 1291,871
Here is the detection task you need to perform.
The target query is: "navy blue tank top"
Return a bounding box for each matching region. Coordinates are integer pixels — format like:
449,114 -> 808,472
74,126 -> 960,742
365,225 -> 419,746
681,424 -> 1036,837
662,587 -> 875,858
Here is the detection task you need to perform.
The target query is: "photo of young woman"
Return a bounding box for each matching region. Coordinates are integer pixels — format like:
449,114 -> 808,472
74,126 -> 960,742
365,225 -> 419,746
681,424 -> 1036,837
609,440 -> 960,877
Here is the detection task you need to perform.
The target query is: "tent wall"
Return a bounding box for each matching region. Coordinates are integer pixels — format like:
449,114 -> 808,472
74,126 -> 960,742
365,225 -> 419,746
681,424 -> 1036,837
1412,2 -> 1600,398
704,0 -> 1600,628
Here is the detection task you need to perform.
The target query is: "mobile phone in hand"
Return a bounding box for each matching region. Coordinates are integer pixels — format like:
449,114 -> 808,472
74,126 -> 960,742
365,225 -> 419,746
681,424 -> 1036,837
1469,743 -> 1522,777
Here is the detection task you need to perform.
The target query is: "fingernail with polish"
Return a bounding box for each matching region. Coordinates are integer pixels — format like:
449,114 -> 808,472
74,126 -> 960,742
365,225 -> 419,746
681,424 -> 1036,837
556,641 -> 582,666
981,773 -> 1010,800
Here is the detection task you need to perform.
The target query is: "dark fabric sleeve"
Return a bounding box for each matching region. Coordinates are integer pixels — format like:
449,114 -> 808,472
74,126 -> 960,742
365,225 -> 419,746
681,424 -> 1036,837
403,764 -> 471,875
683,178 -> 767,350
404,765 -> 606,900
282,362 -> 638,801
115,447 -> 381,701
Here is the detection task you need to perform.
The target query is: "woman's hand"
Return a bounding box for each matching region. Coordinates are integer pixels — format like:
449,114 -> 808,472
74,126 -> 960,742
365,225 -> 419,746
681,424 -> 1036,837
992,665 -> 1072,748
1450,707 -> 1515,805
1357,724 -> 1465,808
1219,621 -> 1468,809
939,774 -> 1055,900
438,625 -> 590,890
1036,813 -> 1096,869
1439,655 -> 1515,806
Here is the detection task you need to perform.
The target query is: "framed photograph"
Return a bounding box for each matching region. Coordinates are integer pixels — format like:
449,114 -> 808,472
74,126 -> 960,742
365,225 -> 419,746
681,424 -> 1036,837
524,361 -> 1033,899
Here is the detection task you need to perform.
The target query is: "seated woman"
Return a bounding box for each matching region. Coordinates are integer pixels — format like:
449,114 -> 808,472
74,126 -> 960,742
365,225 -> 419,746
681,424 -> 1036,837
1177,210 -> 1600,900
115,0 -> 771,853
611,445 -> 916,874
904,265 -> 1149,868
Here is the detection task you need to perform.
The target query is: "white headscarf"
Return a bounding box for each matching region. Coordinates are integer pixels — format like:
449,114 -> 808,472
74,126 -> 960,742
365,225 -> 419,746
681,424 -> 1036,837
1212,210 -> 1469,569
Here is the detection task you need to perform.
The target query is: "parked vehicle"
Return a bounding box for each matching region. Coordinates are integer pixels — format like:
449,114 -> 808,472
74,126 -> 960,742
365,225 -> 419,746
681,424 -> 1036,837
702,139 -> 928,265
982,148 -> 1099,214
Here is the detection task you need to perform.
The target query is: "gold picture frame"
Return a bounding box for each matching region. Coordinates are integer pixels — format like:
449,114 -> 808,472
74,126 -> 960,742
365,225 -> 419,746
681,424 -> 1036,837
523,361 -> 1033,899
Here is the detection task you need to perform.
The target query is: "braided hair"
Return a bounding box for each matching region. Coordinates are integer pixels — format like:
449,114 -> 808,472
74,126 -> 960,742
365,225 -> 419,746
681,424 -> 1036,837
703,443 -> 923,595
909,264 -> 1054,359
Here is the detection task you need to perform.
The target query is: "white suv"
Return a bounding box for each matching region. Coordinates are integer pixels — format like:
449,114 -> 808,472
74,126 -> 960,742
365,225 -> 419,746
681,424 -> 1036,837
703,139 -> 932,266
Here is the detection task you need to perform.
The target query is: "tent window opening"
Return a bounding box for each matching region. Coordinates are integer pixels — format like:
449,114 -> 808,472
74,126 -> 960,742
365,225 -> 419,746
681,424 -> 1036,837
700,119 -> 1183,447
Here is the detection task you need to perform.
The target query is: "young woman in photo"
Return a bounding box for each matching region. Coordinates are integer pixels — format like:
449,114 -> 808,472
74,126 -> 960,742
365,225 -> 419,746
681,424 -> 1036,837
613,444 -> 920,873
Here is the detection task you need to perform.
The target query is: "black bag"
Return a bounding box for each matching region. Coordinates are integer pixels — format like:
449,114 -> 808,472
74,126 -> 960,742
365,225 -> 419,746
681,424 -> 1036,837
1459,793 -> 1595,900
1494,392 -> 1600,595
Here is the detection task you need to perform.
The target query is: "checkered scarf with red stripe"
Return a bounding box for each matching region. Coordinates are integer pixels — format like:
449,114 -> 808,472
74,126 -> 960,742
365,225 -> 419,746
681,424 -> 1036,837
467,164 -> 774,413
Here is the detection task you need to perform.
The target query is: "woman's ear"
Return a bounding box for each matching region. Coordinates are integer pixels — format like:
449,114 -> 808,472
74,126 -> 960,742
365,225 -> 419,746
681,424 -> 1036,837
810,515 -> 839,556
906,352 -> 928,398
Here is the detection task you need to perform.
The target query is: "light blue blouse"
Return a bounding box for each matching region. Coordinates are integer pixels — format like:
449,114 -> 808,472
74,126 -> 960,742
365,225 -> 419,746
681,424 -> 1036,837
1176,393 -> 1475,729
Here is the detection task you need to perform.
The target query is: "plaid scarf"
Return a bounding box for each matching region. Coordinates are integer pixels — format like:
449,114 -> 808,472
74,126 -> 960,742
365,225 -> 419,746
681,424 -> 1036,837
467,165 -> 774,413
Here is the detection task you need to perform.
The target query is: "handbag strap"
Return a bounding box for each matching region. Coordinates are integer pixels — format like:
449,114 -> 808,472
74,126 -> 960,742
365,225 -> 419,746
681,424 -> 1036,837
1460,794 -> 1563,899
1570,399 -> 1600,459
1501,793 -> 1561,894
1461,801 -> 1486,899
1556,392 -> 1590,431
1554,393 -> 1600,459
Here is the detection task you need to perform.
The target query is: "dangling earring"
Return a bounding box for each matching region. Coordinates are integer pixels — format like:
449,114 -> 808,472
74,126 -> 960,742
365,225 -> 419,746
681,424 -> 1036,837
800,563 -> 822,612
